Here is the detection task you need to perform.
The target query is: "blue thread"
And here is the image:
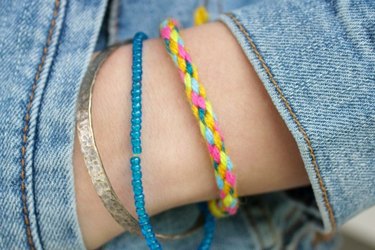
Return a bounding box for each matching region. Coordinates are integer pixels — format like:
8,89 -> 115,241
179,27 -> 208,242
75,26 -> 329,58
199,109 -> 206,122
191,78 -> 199,93
205,127 -> 214,145
215,175 -> 224,190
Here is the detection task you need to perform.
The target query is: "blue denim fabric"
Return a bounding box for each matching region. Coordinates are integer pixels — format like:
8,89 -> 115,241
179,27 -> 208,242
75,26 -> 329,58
0,0 -> 373,249
0,1 -> 106,249
221,0 -> 375,233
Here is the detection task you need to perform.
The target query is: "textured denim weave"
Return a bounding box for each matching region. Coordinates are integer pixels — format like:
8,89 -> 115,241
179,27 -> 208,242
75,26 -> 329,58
0,0 -> 373,249
0,0 -> 107,249
221,0 -> 375,233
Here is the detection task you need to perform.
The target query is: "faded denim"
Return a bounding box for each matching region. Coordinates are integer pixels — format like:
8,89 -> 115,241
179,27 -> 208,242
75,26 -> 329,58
0,0 -> 373,249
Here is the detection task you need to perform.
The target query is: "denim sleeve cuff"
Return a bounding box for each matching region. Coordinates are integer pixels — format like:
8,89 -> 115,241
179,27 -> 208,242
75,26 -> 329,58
29,2 -> 109,249
0,1 -> 106,249
220,0 -> 375,233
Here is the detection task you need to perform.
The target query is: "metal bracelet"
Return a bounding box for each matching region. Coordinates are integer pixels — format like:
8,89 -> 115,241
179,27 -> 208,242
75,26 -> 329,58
76,45 -> 204,239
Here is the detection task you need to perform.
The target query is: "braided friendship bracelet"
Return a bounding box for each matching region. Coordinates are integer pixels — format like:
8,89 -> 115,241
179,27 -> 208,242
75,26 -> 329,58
129,32 -> 215,249
160,18 -> 239,217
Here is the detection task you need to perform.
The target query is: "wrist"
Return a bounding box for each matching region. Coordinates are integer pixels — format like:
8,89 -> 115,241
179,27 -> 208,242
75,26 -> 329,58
74,21 -> 309,249
74,39 -> 215,248
92,41 -> 215,214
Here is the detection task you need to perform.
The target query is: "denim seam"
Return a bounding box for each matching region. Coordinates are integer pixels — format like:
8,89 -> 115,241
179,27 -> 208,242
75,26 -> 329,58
225,12 -> 337,232
20,1 -> 61,249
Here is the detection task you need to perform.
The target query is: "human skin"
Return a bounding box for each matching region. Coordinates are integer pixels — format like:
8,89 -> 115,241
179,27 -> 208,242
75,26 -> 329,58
73,22 -> 309,249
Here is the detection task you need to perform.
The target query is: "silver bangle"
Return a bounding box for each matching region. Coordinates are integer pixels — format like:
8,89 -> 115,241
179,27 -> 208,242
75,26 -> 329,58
76,46 -> 140,234
76,45 -> 204,239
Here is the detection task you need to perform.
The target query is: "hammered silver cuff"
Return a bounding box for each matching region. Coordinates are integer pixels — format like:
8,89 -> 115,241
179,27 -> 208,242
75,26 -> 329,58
76,47 -> 140,234
76,45 -> 204,240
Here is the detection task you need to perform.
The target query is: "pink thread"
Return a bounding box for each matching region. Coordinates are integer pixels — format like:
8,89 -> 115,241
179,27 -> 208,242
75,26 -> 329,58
207,144 -> 221,164
225,171 -> 236,186
160,27 -> 170,39
219,191 -> 226,200
197,96 -> 206,109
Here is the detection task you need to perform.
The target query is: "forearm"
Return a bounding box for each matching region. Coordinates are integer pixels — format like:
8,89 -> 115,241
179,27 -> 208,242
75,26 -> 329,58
74,22 -> 309,249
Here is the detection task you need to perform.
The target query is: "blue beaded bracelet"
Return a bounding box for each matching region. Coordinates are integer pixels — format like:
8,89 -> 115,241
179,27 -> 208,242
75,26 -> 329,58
129,32 -> 161,249
129,32 -> 215,250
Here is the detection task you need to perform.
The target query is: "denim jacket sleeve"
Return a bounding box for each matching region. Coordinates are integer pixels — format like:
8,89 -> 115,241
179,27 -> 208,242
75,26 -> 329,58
0,1 -> 107,249
221,0 -> 375,233
1,0 -> 374,249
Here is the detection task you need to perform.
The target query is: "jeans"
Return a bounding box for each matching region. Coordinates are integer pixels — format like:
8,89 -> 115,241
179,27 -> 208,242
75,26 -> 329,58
0,0 -> 374,249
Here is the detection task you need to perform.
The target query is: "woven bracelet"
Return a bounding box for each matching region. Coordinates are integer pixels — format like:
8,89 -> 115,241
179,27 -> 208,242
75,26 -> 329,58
160,18 -> 239,218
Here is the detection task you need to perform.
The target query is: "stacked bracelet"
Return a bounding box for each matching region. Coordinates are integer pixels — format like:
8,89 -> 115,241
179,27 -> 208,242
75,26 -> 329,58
129,32 -> 215,250
160,18 -> 239,218
77,24 -> 228,248
77,44 -> 205,241
76,46 -> 140,234
128,32 -> 161,249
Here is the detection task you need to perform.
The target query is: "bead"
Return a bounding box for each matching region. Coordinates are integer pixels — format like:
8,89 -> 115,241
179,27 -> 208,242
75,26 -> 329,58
132,102 -> 141,110
134,200 -> 145,211
133,186 -> 143,195
132,74 -> 141,81
138,217 -> 148,226
131,117 -> 142,125
132,82 -> 142,90
142,223 -> 152,231
132,170 -> 142,180
131,164 -> 141,173
133,187 -> 143,195
132,110 -> 142,118
134,51 -> 142,57
151,244 -> 162,250
131,95 -> 142,103
131,137 -> 141,146
133,52 -> 142,58
131,130 -> 141,138
131,130 -> 141,139
130,156 -> 141,165
134,193 -> 144,201
141,226 -> 152,236
132,81 -> 141,89
132,173 -> 141,181
146,235 -> 157,244
133,63 -> 142,70
137,212 -> 146,221
136,203 -> 145,211
131,88 -> 142,97
136,206 -> 146,215
131,178 -> 141,186
131,124 -> 141,132
132,63 -> 141,71
133,146 -> 142,154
